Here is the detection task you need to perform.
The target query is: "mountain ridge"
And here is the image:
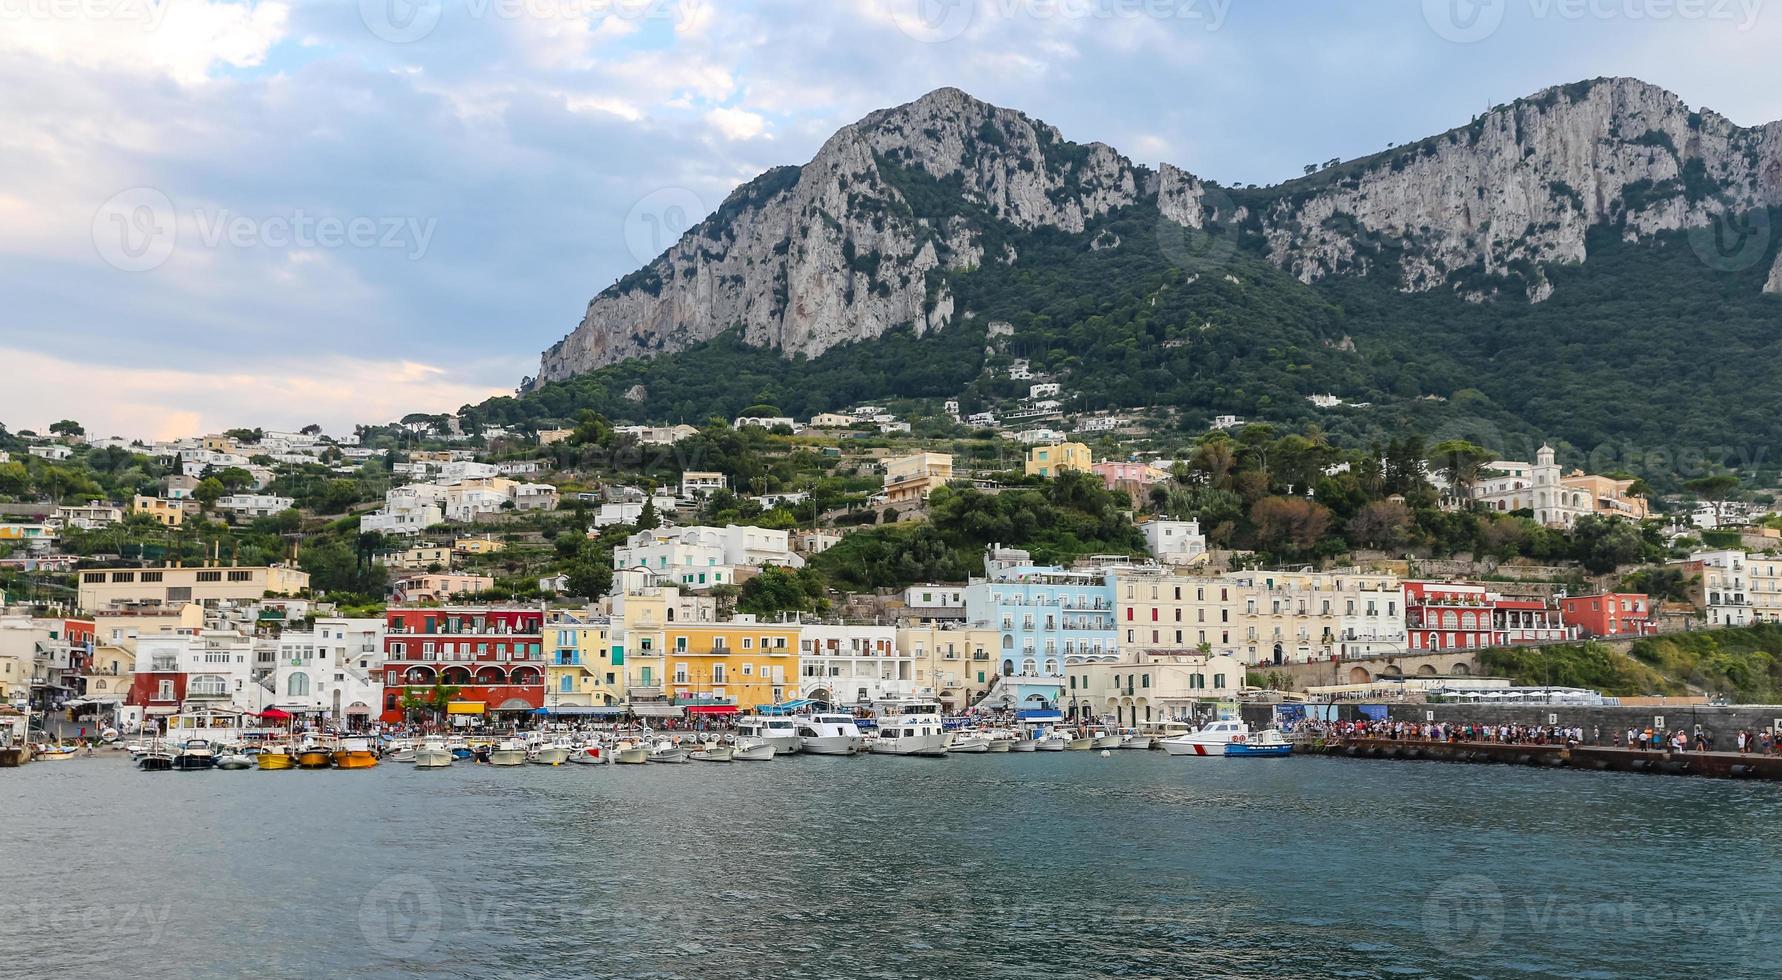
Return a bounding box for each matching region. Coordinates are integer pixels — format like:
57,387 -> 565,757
528,76 -> 1782,389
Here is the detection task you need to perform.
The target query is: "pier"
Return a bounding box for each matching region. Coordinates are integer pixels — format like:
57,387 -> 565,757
1301,737 -> 1782,780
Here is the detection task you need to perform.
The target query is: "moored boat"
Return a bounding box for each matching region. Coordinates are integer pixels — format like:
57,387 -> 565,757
868,699 -> 950,757
949,730 -> 992,753
1118,730 -> 1155,750
1160,720 -> 1250,758
172,739 -> 217,771
528,743 -> 572,766
487,740 -> 528,766
1010,737 -> 1038,752
793,713 -> 864,755
613,742 -> 650,765
1035,730 -> 1069,752
646,740 -> 688,764
295,742 -> 334,769
689,743 -> 734,762
1092,730 -> 1124,750
1065,734 -> 1096,751
332,737 -> 379,769
256,748 -> 295,770
566,744 -> 606,765
215,749 -> 254,770
1224,728 -> 1293,758
732,738 -> 776,761
735,716 -> 803,756
35,744 -> 79,761
413,737 -> 455,769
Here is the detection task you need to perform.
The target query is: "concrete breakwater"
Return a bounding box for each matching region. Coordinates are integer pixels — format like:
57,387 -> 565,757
1302,737 -> 1782,780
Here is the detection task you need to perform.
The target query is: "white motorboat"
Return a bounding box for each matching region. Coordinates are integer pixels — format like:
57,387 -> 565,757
690,743 -> 734,762
949,730 -> 992,753
566,744 -> 607,765
867,699 -> 949,757
646,740 -> 689,764
986,731 -> 1014,753
1118,730 -> 1155,750
735,716 -> 803,756
1092,730 -> 1124,750
215,749 -> 254,770
413,737 -> 454,768
385,740 -> 418,763
1035,730 -> 1070,751
488,740 -> 528,766
1066,733 -> 1096,751
1010,737 -> 1038,752
1160,720 -> 1251,757
732,738 -> 776,761
529,743 -> 572,766
613,741 -> 650,765
793,712 -> 864,755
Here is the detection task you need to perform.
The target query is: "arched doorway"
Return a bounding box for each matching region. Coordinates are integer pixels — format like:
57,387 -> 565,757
1348,666 -> 1371,684
1272,643 -> 1283,666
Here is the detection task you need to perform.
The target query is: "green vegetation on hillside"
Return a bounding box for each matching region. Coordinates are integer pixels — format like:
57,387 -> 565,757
1479,625 -> 1782,702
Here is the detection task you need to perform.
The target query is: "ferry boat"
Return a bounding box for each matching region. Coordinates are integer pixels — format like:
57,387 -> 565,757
1223,728 -> 1293,758
1160,720 -> 1251,757
792,713 -> 863,755
867,700 -> 950,757
332,737 -> 380,769
735,716 -> 803,756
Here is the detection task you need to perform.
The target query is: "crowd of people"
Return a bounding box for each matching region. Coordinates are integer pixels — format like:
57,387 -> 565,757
1292,718 -> 1782,755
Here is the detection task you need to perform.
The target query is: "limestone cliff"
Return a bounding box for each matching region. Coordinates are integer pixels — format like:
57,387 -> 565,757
531,78 -> 1782,386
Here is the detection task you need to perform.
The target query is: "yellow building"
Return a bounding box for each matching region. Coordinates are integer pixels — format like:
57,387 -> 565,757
388,545 -> 453,571
663,617 -> 800,711
1025,442 -> 1093,478
131,495 -> 184,527
77,564 -> 309,613
454,535 -> 506,556
545,620 -> 625,708
896,624 -> 1000,711
882,452 -> 954,506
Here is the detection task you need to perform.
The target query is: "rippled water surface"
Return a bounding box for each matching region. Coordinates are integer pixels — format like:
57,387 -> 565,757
3,752 -> 1778,978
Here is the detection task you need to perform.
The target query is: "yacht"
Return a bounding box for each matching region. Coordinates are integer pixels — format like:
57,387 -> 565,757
793,713 -> 864,756
1160,720 -> 1251,757
413,737 -> 455,769
734,716 -> 803,756
867,700 -> 950,757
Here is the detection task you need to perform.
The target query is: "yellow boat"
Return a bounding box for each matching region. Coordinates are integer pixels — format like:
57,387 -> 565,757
256,749 -> 295,770
296,747 -> 333,769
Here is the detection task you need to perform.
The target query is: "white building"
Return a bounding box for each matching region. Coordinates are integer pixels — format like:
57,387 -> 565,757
614,423 -> 700,445
443,479 -> 516,522
1140,519 -> 1208,566
217,494 -> 295,518
1210,415 -> 1244,430
612,525 -> 802,590
513,483 -> 560,512
733,416 -> 797,431
594,498 -> 677,527
1029,382 -> 1061,400
797,623 -> 914,706
267,618 -> 385,723
362,484 -> 447,535
438,460 -> 499,483
29,445 -> 73,461
52,501 -> 124,530
680,472 -> 728,500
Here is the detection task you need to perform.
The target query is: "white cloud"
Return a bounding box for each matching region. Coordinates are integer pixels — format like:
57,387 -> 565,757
705,105 -> 769,140
0,0 -> 289,86
0,347 -> 514,441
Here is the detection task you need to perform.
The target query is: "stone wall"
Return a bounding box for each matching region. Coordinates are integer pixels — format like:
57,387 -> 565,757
1242,701 -> 1782,739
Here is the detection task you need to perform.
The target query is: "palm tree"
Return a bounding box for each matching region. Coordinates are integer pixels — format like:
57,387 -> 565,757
1428,439 -> 1495,507
398,682 -> 463,725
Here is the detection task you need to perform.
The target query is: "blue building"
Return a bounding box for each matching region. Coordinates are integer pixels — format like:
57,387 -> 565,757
962,547 -> 1118,709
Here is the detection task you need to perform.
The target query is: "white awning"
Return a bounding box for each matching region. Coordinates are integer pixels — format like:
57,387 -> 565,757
630,703 -> 685,718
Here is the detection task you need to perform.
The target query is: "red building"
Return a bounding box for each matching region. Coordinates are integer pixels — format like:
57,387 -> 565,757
380,606 -> 545,723
1492,598 -> 1573,645
65,618 -> 95,679
1404,582 -> 1498,651
1559,593 -> 1655,638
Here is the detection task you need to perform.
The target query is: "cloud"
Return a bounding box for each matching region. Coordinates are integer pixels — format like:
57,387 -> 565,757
0,347 -> 515,441
705,105 -> 768,140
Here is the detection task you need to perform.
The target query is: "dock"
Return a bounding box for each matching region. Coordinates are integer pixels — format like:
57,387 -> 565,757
1299,737 -> 1782,780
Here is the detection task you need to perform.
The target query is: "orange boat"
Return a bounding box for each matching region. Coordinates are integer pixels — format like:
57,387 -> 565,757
331,737 -> 379,769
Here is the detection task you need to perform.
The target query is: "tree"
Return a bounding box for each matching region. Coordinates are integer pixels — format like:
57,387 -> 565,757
1249,496 -> 1332,555
1428,439 -> 1495,506
636,498 -> 660,530
1347,499 -> 1413,551
48,419 -> 84,439
300,423 -> 323,436
398,682 -> 463,723
193,477 -> 225,513
1683,473 -> 1740,528
213,466 -> 256,492
1571,515 -> 1644,574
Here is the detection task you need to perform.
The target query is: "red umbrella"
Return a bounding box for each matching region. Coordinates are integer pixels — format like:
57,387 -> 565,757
260,708 -> 293,721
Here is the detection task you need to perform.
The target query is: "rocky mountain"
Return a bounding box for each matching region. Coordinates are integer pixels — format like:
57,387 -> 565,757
530,77 -> 1782,388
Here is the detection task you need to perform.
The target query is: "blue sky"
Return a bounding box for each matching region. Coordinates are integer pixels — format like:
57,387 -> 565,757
2,0 -> 1777,439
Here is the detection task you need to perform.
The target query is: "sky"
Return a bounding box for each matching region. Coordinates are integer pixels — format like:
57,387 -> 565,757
3,0 -> 1779,441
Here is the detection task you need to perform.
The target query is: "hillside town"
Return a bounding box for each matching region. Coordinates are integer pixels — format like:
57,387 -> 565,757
3,402 -> 1780,739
